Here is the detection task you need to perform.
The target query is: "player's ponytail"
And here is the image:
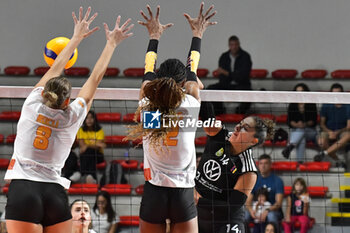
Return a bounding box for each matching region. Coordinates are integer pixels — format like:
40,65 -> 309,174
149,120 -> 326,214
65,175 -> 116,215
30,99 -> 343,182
43,76 -> 72,109
126,77 -> 185,151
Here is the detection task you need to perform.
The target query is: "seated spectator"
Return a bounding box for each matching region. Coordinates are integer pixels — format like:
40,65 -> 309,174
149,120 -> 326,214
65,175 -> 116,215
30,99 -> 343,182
77,110 -> 106,183
265,222 -> 279,233
314,83 -> 349,168
91,191 -> 120,233
282,178 -> 310,233
207,35 -> 252,115
245,154 -> 284,228
253,188 -> 272,233
62,144 -> 81,183
1,209 -> 7,233
282,83 -> 317,163
70,199 -> 97,233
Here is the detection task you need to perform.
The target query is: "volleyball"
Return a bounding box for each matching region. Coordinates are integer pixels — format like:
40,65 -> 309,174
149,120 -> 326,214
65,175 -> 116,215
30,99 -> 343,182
43,37 -> 78,69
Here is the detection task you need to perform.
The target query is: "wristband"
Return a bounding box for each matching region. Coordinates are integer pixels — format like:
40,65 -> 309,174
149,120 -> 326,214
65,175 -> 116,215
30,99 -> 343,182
144,40 -> 159,75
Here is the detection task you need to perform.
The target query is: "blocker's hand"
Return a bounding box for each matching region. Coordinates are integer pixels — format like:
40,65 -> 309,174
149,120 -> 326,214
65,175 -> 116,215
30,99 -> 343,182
138,5 -> 173,40
184,2 -> 217,38
72,6 -> 99,39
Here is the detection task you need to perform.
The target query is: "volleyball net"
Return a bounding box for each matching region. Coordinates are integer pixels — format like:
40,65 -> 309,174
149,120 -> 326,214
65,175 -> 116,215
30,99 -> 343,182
0,86 -> 350,231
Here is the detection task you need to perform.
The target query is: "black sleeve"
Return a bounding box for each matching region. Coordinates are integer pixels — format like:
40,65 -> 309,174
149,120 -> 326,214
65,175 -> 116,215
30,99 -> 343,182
306,103 -> 318,127
236,149 -> 258,175
143,40 -> 158,82
208,126 -> 228,141
186,37 -> 201,82
287,103 -> 297,128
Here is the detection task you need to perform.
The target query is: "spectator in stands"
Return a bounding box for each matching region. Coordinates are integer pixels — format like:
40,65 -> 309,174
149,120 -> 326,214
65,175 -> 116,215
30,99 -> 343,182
1,209 -> 7,233
282,83 -> 317,163
207,35 -> 252,114
265,222 -> 279,233
253,188 -> 272,233
282,178 -> 310,233
70,199 -> 97,233
91,191 -> 120,233
62,144 -> 81,183
314,83 -> 349,168
245,154 -> 284,227
77,110 -> 106,183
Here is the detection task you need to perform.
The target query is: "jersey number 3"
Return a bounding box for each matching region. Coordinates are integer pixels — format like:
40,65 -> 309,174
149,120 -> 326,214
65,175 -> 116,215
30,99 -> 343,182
33,126 -> 52,150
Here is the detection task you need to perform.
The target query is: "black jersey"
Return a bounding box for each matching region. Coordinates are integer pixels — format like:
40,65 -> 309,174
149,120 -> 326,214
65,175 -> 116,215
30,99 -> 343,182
195,127 -> 258,201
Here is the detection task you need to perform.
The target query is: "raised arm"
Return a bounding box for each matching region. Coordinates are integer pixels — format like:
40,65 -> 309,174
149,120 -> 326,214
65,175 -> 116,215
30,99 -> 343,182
138,5 -> 173,100
184,2 -> 217,101
35,7 -> 99,88
78,16 -> 133,110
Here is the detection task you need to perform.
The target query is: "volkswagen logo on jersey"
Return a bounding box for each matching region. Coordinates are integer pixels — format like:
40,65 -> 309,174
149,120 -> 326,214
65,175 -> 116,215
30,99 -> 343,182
203,160 -> 221,181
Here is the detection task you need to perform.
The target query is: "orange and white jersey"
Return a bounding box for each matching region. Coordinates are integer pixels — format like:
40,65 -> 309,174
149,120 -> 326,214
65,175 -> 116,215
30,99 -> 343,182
5,87 -> 87,189
142,94 -> 200,188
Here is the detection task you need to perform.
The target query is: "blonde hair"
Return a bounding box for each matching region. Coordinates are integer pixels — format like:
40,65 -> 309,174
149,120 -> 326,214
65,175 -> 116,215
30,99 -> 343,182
43,76 -> 71,109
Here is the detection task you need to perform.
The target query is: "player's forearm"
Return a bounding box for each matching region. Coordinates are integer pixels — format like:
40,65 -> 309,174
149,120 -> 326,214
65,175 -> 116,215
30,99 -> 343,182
144,39 -> 158,75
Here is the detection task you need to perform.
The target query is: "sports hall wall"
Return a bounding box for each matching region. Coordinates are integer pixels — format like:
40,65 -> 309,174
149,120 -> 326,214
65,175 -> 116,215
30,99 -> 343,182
0,0 -> 349,72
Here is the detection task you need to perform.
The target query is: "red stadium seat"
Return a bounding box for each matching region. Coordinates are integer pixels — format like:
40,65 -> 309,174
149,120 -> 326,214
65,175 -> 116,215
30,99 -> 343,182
96,113 -> 121,122
34,66 -> 50,76
331,70 -> 350,79
271,69 -> 298,79
112,160 -> 138,170
123,68 -> 145,77
197,68 -> 209,78
195,136 -> 207,146
272,161 -> 298,172
132,138 -> 142,146
0,111 -> 21,121
96,161 -> 107,170
308,186 -> 329,197
212,69 -> 219,78
263,140 -> 287,147
301,69 -> 327,79
68,184 -> 99,195
284,186 -> 328,197
104,67 -> 120,77
64,67 -> 90,76
119,216 -> 140,226
105,136 -> 130,146
2,183 -> 9,194
299,162 -> 331,172
4,66 -> 30,76
250,69 -> 268,79
0,134 -> 4,144
275,114 -> 287,123
216,114 -> 244,123
123,113 -> 140,122
101,184 -> 132,195
139,162 -> 144,170
135,184 -> 144,195
6,134 -> 16,144
251,114 -> 275,121
0,158 -> 10,169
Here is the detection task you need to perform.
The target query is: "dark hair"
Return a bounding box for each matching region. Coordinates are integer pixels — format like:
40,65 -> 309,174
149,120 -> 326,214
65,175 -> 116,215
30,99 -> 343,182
82,110 -> 102,132
229,35 -> 240,42
251,116 -> 275,146
292,177 -> 308,194
293,83 -> 310,92
70,199 -> 88,209
330,83 -> 344,92
93,191 -> 116,223
43,76 -> 71,109
156,58 -> 187,83
126,59 -> 186,151
265,222 -> 279,233
258,154 -> 272,161
255,187 -> 269,201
